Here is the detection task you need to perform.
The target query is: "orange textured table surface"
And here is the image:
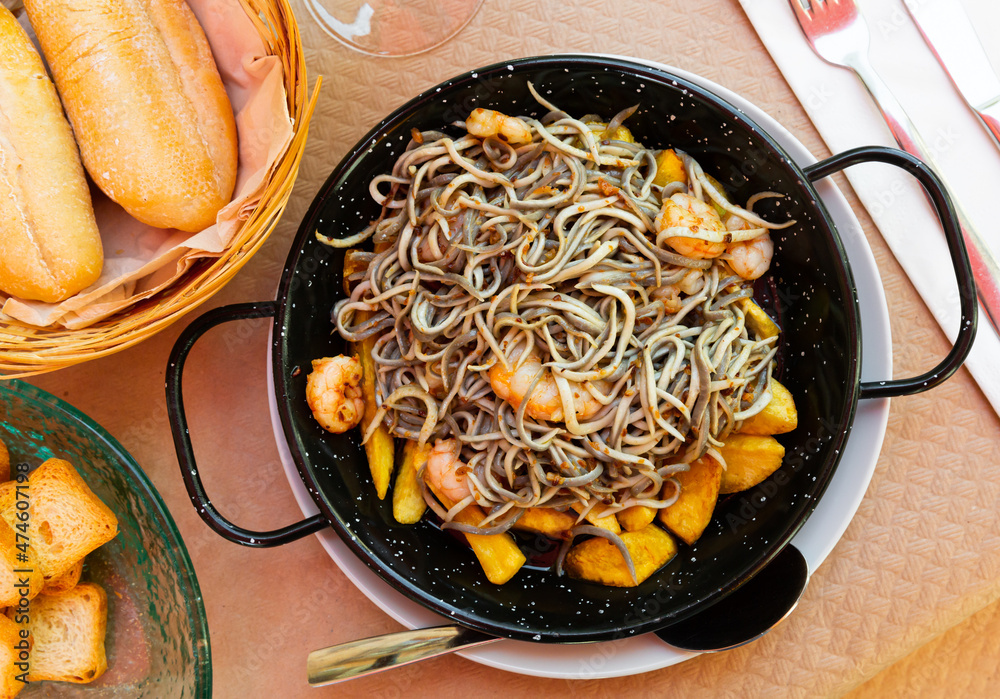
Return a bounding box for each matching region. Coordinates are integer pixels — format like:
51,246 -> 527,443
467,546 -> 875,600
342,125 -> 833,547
23,0 -> 1000,696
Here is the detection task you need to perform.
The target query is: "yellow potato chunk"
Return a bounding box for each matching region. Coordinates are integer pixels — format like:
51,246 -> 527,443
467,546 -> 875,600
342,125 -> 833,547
564,525 -> 677,587
617,505 -> 657,532
341,250 -> 370,295
718,434 -> 786,494
658,458 -> 723,545
425,481 -> 526,585
739,298 -> 780,340
653,149 -> 686,187
393,441 -> 430,524
584,121 -> 635,144
513,507 -> 576,538
604,124 -> 635,143
356,339 -> 394,499
0,438 -> 8,483
345,243 -> 395,499
739,379 -> 798,436
571,502 -> 621,533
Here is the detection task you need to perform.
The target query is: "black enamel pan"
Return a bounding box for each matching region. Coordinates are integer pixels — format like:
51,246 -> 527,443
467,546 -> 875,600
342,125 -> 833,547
166,56 -> 976,643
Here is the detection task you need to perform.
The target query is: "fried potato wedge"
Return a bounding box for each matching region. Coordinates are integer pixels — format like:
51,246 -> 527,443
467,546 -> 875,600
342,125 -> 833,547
658,458 -> 723,545
564,525 -> 677,587
738,298 -> 780,340
393,440 -> 430,524
571,502 -> 621,534
341,250 -> 370,295
425,481 -> 525,585
584,121 -> 635,144
719,434 -> 786,494
617,505 -> 657,533
0,437 -> 8,483
739,379 -> 798,436
356,336 -> 394,499
604,124 -> 635,143
344,243 -> 395,498
513,507 -> 576,538
653,149 -> 686,187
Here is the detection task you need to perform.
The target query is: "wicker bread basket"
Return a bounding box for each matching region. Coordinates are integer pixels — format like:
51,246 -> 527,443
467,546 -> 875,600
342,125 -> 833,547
0,0 -> 317,379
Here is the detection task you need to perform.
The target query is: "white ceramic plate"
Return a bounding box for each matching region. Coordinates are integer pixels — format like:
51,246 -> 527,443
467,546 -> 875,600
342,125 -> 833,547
268,57 -> 892,679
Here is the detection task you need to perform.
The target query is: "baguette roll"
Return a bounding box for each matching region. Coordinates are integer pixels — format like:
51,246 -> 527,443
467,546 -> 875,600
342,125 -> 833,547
24,0 -> 239,233
0,6 -> 103,303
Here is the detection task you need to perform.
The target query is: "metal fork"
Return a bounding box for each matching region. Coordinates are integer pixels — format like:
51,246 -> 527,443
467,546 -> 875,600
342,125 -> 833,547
790,0 -> 1000,338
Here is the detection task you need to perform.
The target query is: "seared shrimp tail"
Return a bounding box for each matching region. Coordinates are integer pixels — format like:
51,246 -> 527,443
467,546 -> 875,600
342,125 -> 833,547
306,355 -> 366,433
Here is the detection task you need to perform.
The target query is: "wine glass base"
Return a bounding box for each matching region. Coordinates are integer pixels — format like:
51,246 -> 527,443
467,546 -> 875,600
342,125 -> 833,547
303,0 -> 485,57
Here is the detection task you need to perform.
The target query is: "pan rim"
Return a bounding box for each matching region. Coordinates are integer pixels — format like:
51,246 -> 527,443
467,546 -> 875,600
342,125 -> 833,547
273,54 -> 862,643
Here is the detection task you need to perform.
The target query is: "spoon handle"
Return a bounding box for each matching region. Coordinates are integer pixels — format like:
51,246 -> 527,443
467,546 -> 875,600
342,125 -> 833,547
307,625 -> 499,686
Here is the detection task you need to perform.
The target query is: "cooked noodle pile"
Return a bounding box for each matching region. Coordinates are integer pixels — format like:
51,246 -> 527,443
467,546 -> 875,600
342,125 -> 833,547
324,86 -> 794,569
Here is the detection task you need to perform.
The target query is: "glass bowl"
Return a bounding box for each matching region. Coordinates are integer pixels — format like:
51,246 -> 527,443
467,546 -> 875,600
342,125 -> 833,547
0,380 -> 210,697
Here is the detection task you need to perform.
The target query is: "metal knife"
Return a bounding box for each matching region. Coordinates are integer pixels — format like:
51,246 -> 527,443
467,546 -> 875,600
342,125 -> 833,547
905,0 -> 1000,150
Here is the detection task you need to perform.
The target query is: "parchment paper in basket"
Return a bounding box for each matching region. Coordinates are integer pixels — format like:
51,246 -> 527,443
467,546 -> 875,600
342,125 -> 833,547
0,0 -> 293,330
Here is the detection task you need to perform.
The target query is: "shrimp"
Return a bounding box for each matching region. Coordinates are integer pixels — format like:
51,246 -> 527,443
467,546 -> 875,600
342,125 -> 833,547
651,284 -> 683,313
650,269 -> 704,313
652,269 -> 704,312
723,213 -> 773,280
488,348 -> 603,423
654,192 -> 727,259
424,438 -> 472,503
305,355 -> 365,434
465,108 -> 533,145
726,236 -> 773,280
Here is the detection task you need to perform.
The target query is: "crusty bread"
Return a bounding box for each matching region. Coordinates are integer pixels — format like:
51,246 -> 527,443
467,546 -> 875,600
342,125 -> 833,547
23,0 -> 239,233
0,6 -> 103,303
0,459 -> 117,582
0,519 -> 44,608
17,582 -> 107,683
40,557 -> 82,596
0,614 -> 28,698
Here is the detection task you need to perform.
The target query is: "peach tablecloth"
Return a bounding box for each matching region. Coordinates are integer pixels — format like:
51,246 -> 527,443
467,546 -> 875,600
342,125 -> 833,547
25,0 -> 1000,696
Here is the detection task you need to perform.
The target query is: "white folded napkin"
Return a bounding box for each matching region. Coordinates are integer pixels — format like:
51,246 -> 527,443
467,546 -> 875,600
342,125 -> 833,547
741,0 -> 1000,416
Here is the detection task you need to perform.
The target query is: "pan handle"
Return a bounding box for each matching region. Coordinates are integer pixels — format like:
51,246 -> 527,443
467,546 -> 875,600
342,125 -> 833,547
165,301 -> 327,547
803,146 -> 977,399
